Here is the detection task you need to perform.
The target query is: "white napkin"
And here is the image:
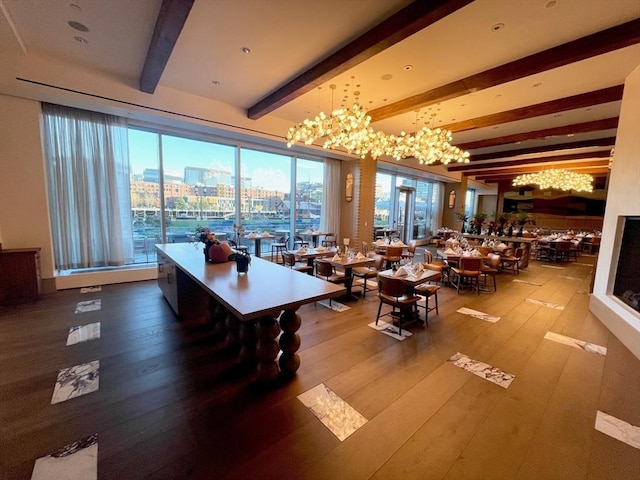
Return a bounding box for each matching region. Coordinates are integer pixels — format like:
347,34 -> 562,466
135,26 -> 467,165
305,229 -> 314,234
298,248 -> 307,254
316,246 -> 325,251
470,249 -> 481,256
394,266 -> 409,277
496,243 -> 507,250
356,252 -> 365,260
375,239 -> 384,245
247,233 -> 256,238
413,263 -> 424,274
445,238 -> 456,244
262,231 -> 270,236
331,254 -> 341,262
462,251 -> 471,257
444,248 -> 457,255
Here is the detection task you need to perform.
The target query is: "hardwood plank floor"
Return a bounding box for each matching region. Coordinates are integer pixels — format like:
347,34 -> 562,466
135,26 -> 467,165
1,255 -> 639,479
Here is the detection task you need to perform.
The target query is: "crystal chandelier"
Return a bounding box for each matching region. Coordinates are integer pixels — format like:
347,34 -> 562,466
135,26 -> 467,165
285,86 -> 469,165
512,169 -> 594,192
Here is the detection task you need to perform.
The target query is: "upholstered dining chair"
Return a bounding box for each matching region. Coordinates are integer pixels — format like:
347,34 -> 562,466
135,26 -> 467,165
293,235 -> 309,249
414,283 -> 440,324
401,240 -> 417,263
314,259 -> 347,307
481,253 -> 501,292
422,250 -> 448,286
283,252 -> 313,275
376,275 -> 421,336
381,245 -> 404,269
351,253 -> 383,298
501,247 -> 523,274
322,234 -> 337,247
227,238 -> 248,254
451,256 -> 483,294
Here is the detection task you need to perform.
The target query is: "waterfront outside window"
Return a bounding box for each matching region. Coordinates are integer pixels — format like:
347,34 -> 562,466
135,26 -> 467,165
161,135 -> 237,244
129,129 -> 160,263
239,148 -> 291,255
296,158 -> 324,237
374,172 -> 393,229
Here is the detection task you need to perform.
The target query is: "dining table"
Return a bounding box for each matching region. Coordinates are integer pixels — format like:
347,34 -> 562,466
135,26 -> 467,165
288,247 -> 336,268
243,233 -> 275,257
155,243 -> 345,382
300,230 -> 326,248
377,267 -> 441,324
319,255 -> 375,301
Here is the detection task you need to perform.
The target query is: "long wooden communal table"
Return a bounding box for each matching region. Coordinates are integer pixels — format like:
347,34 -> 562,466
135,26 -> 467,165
156,243 -> 345,382
461,234 -> 537,268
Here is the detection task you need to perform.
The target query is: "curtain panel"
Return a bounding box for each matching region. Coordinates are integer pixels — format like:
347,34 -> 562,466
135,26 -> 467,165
321,157 -> 340,236
42,103 -> 132,270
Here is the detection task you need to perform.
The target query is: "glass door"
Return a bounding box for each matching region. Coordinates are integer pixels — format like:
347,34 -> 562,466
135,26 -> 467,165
395,186 -> 415,243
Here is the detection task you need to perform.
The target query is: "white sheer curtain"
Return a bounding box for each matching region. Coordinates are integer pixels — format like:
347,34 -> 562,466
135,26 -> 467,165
321,157 -> 340,235
433,181 -> 445,232
42,103 -> 133,270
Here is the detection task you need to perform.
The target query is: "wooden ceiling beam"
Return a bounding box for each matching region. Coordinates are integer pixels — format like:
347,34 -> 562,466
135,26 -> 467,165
469,137 -> 616,162
456,117 -> 618,151
247,0 -> 473,120
369,19 -> 640,121
443,85 -> 623,133
449,150 -> 612,172
140,0 -> 194,94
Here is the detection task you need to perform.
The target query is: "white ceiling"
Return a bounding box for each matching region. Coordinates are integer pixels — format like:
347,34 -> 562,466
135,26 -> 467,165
1,0 -> 639,180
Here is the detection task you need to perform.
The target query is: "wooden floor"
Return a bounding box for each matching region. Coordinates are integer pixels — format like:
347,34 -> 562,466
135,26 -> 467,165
1,254 -> 639,479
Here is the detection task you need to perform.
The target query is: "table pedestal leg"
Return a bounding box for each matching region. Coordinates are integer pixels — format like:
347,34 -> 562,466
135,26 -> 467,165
279,309 -> 302,376
255,315 -> 281,382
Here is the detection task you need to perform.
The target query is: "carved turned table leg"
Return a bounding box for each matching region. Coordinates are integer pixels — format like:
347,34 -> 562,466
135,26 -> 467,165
520,242 -> 531,269
278,309 -> 302,376
255,315 -> 281,382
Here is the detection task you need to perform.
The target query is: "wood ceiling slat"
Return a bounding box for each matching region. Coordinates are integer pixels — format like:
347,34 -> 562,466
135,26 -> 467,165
369,19 -> 640,121
247,0 -> 473,120
456,117 -> 618,151
140,0 -> 195,94
443,85 -> 623,133
449,150 -> 612,172
469,137 -> 616,162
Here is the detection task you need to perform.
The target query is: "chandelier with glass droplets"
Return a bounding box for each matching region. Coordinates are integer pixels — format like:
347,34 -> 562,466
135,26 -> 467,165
285,85 -> 469,165
512,168 -> 594,192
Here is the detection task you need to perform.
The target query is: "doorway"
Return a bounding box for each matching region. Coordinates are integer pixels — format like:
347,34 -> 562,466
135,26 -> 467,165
394,186 -> 415,242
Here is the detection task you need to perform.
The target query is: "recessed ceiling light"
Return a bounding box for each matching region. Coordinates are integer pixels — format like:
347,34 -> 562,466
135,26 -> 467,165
69,3 -> 82,12
211,80 -> 220,85
532,82 -> 542,87
567,134 -> 575,137
73,36 -> 88,44
491,23 -> 505,32
403,65 -> 413,71
553,113 -> 562,117
68,20 -> 89,32
381,73 -> 393,80
494,94 -> 502,98
241,47 -> 251,54
545,1 -> 557,8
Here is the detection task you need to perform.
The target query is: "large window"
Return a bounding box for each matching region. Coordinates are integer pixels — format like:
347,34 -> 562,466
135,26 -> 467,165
296,158 -> 324,234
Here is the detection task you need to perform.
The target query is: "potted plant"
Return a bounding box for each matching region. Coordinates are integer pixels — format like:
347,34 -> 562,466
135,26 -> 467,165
516,211 -> 533,237
472,212 -> 488,234
195,226 -> 220,261
455,212 -> 469,233
496,212 -> 509,236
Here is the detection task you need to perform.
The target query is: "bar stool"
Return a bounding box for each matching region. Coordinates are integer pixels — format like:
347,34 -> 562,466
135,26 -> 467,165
271,236 -> 288,264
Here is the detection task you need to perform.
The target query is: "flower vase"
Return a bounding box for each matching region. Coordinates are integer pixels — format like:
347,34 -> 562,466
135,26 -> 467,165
517,225 -> 524,237
236,256 -> 250,274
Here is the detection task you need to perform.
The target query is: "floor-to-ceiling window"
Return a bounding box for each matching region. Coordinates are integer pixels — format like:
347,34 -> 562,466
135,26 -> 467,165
296,158 -> 324,236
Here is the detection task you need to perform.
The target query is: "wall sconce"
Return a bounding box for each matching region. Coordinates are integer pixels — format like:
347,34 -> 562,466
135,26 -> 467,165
345,173 -> 354,202
448,190 -> 456,208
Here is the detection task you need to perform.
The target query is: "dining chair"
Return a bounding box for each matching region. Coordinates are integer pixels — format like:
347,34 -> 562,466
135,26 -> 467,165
381,245 -> 404,269
501,247 -> 524,273
481,253 -> 501,292
376,275 -> 421,336
293,235 -> 309,249
401,240 -> 417,262
322,234 -> 337,247
314,259 -> 347,307
414,283 -> 440,324
352,253 -> 383,298
569,239 -> 581,261
535,240 -> 550,260
550,241 -> 571,262
283,252 -> 313,274
451,256 -> 483,294
422,250 -> 448,286
227,238 -> 248,254
271,236 -> 288,264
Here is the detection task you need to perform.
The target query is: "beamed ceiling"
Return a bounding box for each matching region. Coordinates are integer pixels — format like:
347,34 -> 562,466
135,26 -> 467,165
1,0 -> 639,187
